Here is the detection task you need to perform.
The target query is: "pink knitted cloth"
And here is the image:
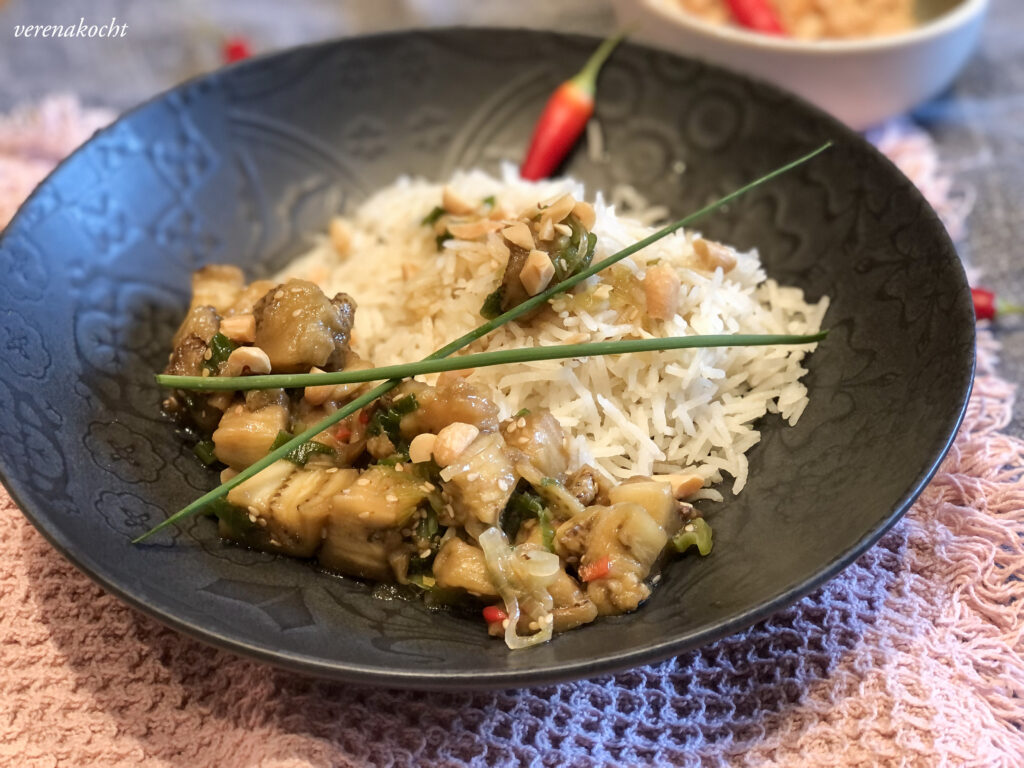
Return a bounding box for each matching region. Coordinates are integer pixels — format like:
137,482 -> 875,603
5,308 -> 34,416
2,97 -> 1022,767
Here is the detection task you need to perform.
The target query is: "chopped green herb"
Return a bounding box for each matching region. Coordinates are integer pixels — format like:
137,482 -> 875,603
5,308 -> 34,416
421,206 -> 445,226
482,195 -> 496,207
537,507 -> 554,552
501,487 -> 554,551
550,214 -> 597,282
204,497 -> 255,536
435,231 -> 452,250
416,508 -> 440,542
193,439 -> 219,466
204,332 -> 237,374
367,394 -> 419,454
269,430 -> 335,466
513,408 -> 531,419
672,517 -> 713,556
480,286 -> 505,319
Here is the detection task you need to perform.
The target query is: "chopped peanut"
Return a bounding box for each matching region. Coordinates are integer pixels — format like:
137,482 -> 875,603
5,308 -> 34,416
448,219 -> 502,240
442,185 -> 477,216
572,200 -> 596,230
304,366 -> 335,406
304,358 -> 372,405
540,194 -> 576,225
693,238 -> 737,273
219,313 -> 256,343
655,473 -> 704,499
536,216 -> 555,242
432,422 -> 480,467
409,433 -> 438,464
520,250 -> 556,296
329,217 -> 351,256
643,264 -> 681,321
501,221 -> 535,251
225,345 -> 271,375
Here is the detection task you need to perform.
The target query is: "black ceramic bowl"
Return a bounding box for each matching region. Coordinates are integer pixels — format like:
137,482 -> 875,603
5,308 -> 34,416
0,29 -> 973,689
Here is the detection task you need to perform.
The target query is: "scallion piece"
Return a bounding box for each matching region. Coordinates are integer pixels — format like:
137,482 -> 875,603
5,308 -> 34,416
133,142 -> 832,544
269,430 -> 335,466
204,332 -> 236,374
193,439 -> 218,466
672,517 -> 713,556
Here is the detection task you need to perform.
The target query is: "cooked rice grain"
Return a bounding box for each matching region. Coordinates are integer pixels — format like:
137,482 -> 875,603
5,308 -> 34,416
278,167 -> 827,493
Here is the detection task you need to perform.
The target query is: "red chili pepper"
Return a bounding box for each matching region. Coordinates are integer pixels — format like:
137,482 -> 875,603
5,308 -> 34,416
222,36 -> 252,64
358,409 -> 371,425
520,33 -> 625,181
482,605 -> 508,624
724,0 -> 786,35
972,287 -> 1024,322
578,555 -> 611,583
333,424 -> 352,443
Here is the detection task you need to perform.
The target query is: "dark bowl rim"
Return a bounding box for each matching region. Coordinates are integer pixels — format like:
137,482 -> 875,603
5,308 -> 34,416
0,26 -> 976,690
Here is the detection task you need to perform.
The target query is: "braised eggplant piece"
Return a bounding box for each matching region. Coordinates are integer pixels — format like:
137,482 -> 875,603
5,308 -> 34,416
253,279 -> 356,372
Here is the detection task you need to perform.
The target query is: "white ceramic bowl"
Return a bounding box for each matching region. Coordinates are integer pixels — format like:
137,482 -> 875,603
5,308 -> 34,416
611,0 -> 989,129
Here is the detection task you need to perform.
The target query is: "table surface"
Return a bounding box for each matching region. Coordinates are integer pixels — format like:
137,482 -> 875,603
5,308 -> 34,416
2,0 -> 1020,435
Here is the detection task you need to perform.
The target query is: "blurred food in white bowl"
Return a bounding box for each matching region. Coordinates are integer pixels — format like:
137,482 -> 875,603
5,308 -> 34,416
611,0 -> 989,129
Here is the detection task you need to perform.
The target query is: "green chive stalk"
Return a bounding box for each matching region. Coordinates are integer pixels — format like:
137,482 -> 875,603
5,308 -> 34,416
157,332 -> 828,392
133,141 -> 832,543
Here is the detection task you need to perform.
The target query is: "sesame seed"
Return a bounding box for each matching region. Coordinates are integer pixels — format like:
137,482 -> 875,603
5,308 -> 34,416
684,524 -> 695,532
652,574 -> 662,585
466,472 -> 479,482
517,437 -> 528,445
424,482 -> 435,491
420,484 -> 432,493
543,614 -> 553,626
257,518 -> 267,527
528,621 -> 538,630
501,619 -> 510,629
326,467 -> 338,474
269,538 -> 279,546
358,511 -> 369,519
247,513 -> 257,523
357,477 -> 370,486
274,290 -> 284,299
291,308 -> 302,317
395,464 -> 404,472
248,506 -> 258,515
506,424 -> 517,434
386,494 -> 398,503
419,549 -> 431,558
516,417 -> 527,428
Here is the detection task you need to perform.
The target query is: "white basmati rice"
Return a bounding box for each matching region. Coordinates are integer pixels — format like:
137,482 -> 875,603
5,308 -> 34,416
277,166 -> 828,495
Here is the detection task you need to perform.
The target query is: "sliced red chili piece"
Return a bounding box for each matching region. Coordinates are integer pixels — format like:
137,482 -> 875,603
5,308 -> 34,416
578,555 -> 611,583
482,605 -> 508,624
